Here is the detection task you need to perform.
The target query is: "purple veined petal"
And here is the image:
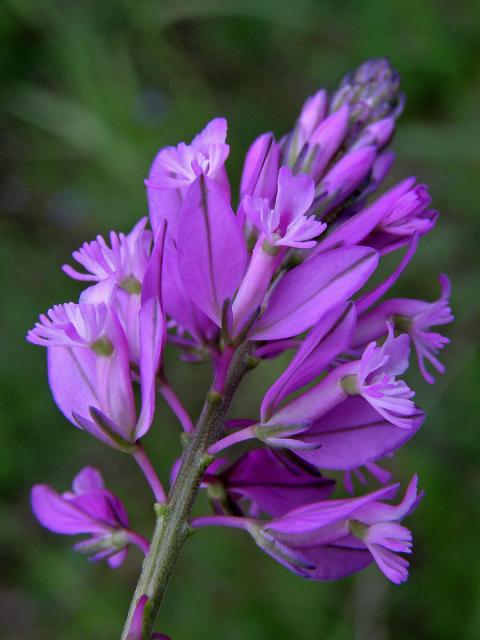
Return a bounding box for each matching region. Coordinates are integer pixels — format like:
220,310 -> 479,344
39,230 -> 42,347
68,491 -> 124,529
136,225 -> 167,438
141,223 -> 166,304
352,118 -> 395,150
366,150 -> 396,195
355,234 -> 419,315
261,302 -> 356,421
315,178 -> 415,253
111,288 -> 142,363
162,235 -> 217,343
147,118 -> 230,236
96,313 -> 137,440
177,175 -> 248,325
136,298 -> 164,438
297,90 -> 328,143
250,246 -> 378,341
148,188 -> 183,237
261,361 -> 361,431
47,345 -> 99,427
221,449 -> 335,517
294,396 -> 424,471
266,482 -> 399,538
240,132 -> 280,205
72,467 -> 105,494
299,542 -> 372,580
318,146 -> 377,212
309,106 -> 350,180
108,492 -> 130,528
31,485 -> 108,535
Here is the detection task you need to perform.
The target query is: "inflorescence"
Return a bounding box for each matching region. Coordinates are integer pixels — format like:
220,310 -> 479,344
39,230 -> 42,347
28,59 -> 453,638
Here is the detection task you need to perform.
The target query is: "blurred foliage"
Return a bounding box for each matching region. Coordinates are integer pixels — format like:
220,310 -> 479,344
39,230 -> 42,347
1,0 -> 479,638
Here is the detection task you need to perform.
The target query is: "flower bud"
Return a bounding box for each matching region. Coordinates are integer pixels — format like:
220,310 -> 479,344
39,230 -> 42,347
331,58 -> 405,129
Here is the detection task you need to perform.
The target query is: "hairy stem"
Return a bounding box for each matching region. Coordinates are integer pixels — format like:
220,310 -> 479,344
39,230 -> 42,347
120,343 -> 252,639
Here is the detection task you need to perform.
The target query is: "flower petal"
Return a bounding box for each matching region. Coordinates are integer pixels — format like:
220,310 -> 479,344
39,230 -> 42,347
177,175 -> 248,325
251,246 -> 378,340
296,396 -> 424,470
261,302 -> 356,420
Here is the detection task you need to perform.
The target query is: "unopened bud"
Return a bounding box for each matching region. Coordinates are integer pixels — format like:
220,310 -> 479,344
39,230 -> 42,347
331,58 -> 405,136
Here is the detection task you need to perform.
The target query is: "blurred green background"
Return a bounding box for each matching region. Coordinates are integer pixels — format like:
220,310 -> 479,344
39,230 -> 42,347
1,0 -> 479,638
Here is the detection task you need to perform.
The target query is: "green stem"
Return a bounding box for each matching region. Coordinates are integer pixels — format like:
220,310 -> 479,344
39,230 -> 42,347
120,343 -> 252,639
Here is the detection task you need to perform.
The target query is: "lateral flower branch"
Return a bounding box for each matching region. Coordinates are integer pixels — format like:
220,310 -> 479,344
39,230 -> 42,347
27,59 -> 453,639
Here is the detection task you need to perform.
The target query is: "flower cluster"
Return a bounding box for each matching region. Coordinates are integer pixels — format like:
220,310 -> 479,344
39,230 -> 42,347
28,58 -> 453,634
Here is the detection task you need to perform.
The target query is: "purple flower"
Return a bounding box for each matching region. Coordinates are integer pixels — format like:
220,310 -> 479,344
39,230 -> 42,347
354,275 -> 453,383
261,302 -> 357,421
240,132 -> 280,205
264,396 -> 423,472
26,59 -> 454,602
259,475 -> 421,584
352,117 -> 395,150
27,301 -> 112,349
260,323 -> 415,431
376,184 -> 436,239
343,325 -> 415,429
291,106 -> 350,181
242,167 -> 325,249
330,58 -> 404,134
61,218 -> 165,364
146,118 -> 230,235
292,89 -> 328,153
282,59 -> 404,217
176,174 -> 248,326
248,245 -> 378,340
161,235 -> 218,348
31,467 -> 148,567
28,302 -> 137,446
27,227 -> 167,447
204,449 -> 335,517
317,179 -> 437,255
252,325 -> 421,470
315,146 -> 377,217
62,218 -> 152,304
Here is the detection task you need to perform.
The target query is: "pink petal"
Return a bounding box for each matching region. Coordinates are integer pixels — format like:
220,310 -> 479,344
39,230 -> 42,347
261,302 -> 356,421
177,175 -> 248,325
251,246 -> 378,340
72,467 -> 105,494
